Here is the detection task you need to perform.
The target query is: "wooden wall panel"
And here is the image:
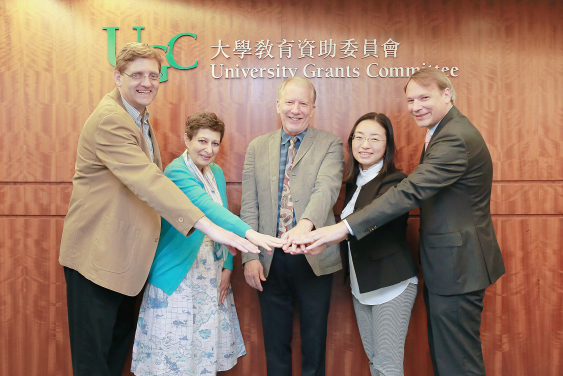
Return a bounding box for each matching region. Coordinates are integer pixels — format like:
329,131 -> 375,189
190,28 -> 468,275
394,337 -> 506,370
491,217 -> 563,376
1,0 -> 562,182
0,218 -> 71,376
0,185 -> 73,216
1,0 -> 562,375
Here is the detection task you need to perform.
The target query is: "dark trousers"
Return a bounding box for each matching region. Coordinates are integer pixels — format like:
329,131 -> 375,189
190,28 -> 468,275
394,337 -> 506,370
258,249 -> 333,376
64,267 -> 137,376
423,284 -> 486,376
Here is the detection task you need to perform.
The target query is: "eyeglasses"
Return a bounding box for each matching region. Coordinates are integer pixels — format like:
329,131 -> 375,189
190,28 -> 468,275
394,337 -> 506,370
121,71 -> 161,81
351,135 -> 386,144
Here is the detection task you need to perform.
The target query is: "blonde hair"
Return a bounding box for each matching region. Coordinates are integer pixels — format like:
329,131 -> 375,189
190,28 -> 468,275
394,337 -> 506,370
115,42 -> 163,73
404,67 -> 456,104
277,76 -> 317,104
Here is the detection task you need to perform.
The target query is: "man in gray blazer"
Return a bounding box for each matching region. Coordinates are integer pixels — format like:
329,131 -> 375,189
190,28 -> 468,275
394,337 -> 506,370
241,76 -> 343,376
298,68 -> 505,376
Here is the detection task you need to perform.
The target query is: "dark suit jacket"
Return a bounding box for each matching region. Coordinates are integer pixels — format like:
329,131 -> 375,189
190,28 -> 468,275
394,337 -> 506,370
345,171 -> 418,294
346,106 -> 505,295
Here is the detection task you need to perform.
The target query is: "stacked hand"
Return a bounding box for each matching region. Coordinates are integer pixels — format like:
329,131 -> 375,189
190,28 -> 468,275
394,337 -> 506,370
280,219 -> 314,254
291,221 -> 350,253
243,220 -> 313,291
243,221 -> 351,291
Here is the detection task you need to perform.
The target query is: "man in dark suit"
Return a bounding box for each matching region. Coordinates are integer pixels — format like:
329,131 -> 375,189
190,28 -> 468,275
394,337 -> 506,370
297,68 -> 505,376
241,76 -> 343,376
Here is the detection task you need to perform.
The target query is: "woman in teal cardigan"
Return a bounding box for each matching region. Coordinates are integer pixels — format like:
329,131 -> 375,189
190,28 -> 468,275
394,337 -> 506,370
131,111 -> 282,376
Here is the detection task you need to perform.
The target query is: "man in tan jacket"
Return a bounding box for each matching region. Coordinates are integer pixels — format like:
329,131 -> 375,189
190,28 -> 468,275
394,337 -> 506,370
59,43 -> 257,376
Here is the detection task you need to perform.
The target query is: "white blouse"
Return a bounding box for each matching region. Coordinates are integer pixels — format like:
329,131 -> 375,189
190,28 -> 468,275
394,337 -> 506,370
341,161 -> 418,305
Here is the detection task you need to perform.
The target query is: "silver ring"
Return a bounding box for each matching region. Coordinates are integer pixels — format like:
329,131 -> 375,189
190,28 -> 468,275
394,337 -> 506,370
313,236 -> 317,241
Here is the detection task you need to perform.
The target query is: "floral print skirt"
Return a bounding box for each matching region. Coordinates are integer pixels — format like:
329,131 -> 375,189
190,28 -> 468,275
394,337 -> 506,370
131,237 -> 246,375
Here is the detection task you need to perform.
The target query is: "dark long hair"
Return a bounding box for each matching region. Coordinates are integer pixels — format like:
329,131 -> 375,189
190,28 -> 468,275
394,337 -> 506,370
343,112 -> 400,183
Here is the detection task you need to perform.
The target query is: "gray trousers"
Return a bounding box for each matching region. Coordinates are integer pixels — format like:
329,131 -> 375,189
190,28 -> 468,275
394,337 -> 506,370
352,283 -> 417,376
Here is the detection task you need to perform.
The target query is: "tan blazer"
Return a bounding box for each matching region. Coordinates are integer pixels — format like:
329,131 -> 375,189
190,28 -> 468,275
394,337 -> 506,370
59,88 -> 204,296
241,126 -> 344,277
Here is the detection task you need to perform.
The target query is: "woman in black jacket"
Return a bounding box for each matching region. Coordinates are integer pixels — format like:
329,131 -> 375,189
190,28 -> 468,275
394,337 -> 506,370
340,112 -> 418,376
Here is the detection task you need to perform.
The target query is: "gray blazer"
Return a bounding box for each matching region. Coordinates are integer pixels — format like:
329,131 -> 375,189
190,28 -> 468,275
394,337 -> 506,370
346,107 -> 505,295
241,126 -> 344,277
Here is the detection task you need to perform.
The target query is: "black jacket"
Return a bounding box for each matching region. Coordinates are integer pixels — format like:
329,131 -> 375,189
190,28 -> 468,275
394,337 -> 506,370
345,170 -> 418,293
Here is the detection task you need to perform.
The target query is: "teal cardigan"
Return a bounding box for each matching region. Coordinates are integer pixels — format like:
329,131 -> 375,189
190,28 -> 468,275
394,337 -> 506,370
147,156 -> 251,295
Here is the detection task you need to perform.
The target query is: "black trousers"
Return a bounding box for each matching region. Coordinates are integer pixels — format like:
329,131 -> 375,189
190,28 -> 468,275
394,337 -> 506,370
423,284 -> 487,376
64,267 -> 137,376
258,249 -> 333,376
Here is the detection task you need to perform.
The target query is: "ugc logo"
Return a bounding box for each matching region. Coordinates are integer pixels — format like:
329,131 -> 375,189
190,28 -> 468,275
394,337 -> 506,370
103,26 -> 197,83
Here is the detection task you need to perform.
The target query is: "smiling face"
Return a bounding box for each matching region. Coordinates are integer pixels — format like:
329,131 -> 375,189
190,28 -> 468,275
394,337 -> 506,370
277,81 -> 316,136
406,80 -> 451,129
352,119 -> 387,170
184,128 -> 222,171
114,57 -> 160,115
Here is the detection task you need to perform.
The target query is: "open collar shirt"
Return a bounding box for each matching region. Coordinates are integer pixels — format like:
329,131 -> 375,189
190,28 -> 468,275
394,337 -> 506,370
121,96 -> 154,163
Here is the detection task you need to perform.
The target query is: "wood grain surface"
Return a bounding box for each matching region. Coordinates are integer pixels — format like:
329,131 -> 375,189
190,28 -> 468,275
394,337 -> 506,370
1,0 -> 562,375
